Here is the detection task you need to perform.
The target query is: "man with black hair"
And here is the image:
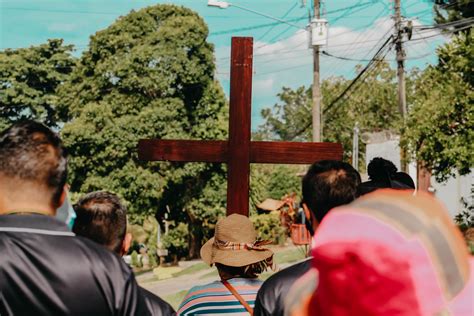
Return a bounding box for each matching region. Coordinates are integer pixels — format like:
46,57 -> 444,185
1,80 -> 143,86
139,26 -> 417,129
73,191 -> 176,316
358,157 -> 415,195
254,160 -> 361,316
0,121 -> 149,316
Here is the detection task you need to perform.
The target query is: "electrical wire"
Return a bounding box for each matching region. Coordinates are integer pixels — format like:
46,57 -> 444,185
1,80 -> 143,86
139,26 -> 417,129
258,2 -> 299,41
323,35 -> 394,114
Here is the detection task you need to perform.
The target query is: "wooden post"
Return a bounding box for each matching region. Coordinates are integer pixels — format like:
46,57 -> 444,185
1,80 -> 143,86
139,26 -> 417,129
227,37 -> 253,216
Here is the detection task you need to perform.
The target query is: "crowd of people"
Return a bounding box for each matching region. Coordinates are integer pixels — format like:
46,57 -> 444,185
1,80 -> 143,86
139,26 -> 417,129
0,120 -> 472,316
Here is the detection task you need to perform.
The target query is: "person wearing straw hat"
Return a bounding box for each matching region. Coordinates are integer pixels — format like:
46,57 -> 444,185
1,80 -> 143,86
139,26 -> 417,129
284,190 -> 474,316
178,214 -> 274,315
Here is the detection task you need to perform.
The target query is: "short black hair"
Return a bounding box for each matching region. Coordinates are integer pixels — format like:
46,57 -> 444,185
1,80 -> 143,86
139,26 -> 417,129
0,120 -> 67,206
73,191 -> 127,255
302,160 -> 361,223
367,157 -> 397,182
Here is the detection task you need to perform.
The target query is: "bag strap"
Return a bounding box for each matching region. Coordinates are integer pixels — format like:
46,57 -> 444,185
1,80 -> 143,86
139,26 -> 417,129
221,280 -> 254,315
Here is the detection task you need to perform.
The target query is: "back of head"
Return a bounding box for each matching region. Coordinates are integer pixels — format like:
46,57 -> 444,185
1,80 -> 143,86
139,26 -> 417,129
73,191 -> 127,255
367,157 -> 397,182
0,120 -> 67,207
359,157 -> 414,195
302,160 -> 361,223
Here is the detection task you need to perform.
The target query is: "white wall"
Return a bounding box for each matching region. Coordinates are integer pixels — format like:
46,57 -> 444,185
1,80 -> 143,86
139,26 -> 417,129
432,171 -> 473,218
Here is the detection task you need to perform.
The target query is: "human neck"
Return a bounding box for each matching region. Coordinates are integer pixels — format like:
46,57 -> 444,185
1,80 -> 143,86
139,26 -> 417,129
0,181 -> 56,216
2,204 -> 54,216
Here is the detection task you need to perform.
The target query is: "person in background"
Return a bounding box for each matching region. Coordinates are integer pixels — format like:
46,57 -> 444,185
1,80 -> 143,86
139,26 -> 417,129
358,157 -> 415,195
178,214 -> 274,315
0,121 -> 149,315
285,190 -> 474,316
253,160 -> 361,316
73,191 -> 176,316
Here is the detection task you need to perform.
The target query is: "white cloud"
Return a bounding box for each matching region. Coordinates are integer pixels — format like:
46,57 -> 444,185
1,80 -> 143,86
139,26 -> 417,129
213,17 -> 445,126
48,23 -> 79,32
253,77 -> 274,91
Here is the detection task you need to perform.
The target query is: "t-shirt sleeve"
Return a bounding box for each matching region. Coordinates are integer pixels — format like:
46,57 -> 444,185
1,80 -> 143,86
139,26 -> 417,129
177,286 -> 201,316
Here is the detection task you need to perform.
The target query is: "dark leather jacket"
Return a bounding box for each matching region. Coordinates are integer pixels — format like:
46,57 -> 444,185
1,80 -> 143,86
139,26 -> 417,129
254,259 -> 312,316
0,214 -> 150,316
141,287 -> 176,316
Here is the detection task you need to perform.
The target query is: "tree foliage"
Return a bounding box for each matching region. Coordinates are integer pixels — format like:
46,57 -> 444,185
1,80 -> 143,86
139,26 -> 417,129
0,39 -> 76,129
59,4 -> 228,257
259,62 -> 402,166
401,32 -> 474,181
433,0 -> 474,31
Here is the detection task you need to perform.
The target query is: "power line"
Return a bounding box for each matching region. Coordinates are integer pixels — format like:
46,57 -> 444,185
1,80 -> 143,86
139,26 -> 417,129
406,23 -> 473,42
414,17 -> 474,30
258,2 -> 299,41
268,13 -> 308,43
0,6 -> 303,19
321,51 -> 374,62
323,35 -> 394,114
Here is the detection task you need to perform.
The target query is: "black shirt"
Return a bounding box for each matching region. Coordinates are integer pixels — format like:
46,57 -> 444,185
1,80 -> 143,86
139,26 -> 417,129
141,287 -> 176,316
0,214 -> 150,316
254,259 -> 312,316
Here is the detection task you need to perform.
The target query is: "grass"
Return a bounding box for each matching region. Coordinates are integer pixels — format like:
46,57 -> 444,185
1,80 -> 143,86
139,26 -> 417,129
199,269 -> 218,280
172,262 -> 210,277
163,290 -> 188,311
274,247 -> 306,265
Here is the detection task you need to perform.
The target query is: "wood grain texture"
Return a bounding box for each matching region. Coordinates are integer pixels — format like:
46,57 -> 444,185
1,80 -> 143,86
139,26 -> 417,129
137,37 -> 345,218
227,37 -> 253,216
250,141 -> 343,164
138,139 -> 228,162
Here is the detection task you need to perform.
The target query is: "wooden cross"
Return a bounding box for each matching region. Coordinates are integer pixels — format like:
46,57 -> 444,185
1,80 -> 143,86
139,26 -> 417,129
138,37 -> 343,217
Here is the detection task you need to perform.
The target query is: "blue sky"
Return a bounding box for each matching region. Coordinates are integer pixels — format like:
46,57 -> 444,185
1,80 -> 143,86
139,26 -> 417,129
0,0 -> 444,128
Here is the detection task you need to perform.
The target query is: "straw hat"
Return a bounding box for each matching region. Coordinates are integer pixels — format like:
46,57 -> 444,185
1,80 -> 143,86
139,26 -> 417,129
200,214 -> 273,267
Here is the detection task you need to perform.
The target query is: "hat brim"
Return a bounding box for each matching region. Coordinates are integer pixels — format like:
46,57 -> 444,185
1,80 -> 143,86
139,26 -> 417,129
200,237 -> 273,267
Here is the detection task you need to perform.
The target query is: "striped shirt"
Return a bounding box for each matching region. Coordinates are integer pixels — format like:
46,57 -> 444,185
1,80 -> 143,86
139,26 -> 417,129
178,278 -> 262,315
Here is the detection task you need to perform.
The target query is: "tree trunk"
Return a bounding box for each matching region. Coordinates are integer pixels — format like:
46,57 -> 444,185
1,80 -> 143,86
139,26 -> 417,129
185,208 -> 203,259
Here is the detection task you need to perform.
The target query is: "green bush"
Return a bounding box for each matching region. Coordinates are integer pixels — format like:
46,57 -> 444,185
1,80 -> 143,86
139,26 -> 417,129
162,223 -> 189,259
130,250 -> 140,267
251,212 -> 286,245
148,250 -> 158,268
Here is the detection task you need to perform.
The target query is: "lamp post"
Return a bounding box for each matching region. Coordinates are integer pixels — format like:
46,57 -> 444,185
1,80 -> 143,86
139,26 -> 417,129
207,1 -> 304,30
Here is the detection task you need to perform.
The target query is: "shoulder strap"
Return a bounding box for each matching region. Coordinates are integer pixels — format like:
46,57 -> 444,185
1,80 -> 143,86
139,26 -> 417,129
221,280 -> 254,315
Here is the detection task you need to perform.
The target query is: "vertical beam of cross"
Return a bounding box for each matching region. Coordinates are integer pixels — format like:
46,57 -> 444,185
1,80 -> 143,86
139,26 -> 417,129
138,37 -> 344,218
227,37 -> 253,216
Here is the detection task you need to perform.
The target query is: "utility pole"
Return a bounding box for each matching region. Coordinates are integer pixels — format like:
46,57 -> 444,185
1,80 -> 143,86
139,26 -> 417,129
312,0 -> 322,142
394,0 -> 407,118
394,0 -> 408,173
352,123 -> 359,171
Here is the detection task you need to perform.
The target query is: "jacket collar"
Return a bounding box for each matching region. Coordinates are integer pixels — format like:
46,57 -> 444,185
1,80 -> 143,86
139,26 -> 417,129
0,214 -> 74,236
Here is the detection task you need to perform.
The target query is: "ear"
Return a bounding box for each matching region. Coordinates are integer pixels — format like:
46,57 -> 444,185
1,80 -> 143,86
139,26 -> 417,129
55,185 -> 68,209
302,203 -> 319,234
121,233 -> 132,256
302,203 -> 312,222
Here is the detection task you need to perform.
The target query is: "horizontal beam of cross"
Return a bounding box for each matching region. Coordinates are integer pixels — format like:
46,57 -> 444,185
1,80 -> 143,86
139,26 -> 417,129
138,139 -> 343,164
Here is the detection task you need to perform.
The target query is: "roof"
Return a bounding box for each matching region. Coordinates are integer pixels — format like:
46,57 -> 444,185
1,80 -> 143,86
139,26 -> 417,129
257,198 -> 286,212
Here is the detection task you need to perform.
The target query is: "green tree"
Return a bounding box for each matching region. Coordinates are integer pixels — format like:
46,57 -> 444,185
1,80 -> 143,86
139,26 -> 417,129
60,4 -> 228,258
162,222 -> 189,260
433,0 -> 474,32
259,62 -> 402,167
401,32 -> 474,181
0,39 -> 76,129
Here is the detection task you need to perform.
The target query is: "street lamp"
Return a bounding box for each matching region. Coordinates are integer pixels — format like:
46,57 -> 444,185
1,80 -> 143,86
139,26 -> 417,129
207,0 -> 230,9
207,0 -> 305,30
